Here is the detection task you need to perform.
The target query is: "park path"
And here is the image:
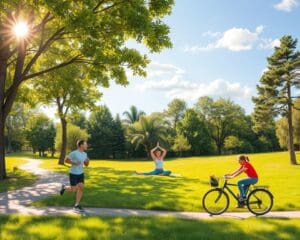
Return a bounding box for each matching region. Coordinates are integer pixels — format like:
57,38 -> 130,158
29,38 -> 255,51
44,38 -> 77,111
0,159 -> 300,220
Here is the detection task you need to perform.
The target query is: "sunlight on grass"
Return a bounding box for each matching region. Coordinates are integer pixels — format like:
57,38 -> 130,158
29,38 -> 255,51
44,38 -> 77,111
0,157 -> 37,192
30,151 -> 300,212
0,215 -> 299,240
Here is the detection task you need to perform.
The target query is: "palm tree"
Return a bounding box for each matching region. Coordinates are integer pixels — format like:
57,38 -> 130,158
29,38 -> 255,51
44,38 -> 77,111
127,115 -> 168,157
123,105 -> 145,124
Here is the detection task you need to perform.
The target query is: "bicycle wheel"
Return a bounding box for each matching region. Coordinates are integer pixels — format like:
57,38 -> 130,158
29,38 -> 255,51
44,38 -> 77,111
247,189 -> 273,215
202,188 -> 229,215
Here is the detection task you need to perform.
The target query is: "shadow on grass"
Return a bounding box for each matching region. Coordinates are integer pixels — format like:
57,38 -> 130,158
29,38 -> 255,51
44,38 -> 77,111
34,166 -> 202,211
0,215 -> 299,240
0,170 -> 37,193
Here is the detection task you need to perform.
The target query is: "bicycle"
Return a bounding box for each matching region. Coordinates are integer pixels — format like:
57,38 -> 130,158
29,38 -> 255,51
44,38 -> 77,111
202,176 -> 274,216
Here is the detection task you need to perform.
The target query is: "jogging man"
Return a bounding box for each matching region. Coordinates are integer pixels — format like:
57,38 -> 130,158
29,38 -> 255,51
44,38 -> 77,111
60,140 -> 89,212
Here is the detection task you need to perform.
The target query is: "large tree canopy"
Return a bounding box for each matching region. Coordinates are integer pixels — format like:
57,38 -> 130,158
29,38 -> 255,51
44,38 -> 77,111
0,0 -> 174,178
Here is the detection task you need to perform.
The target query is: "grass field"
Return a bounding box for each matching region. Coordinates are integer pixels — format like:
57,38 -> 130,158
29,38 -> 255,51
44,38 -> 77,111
0,215 -> 299,240
0,156 -> 37,193
30,151 -> 300,212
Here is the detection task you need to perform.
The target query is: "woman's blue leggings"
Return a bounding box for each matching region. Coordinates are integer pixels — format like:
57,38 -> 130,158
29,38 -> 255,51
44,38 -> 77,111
143,169 -> 172,176
237,178 -> 258,198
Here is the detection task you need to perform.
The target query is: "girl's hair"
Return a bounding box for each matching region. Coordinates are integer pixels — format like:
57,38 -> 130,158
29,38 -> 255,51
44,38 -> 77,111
239,155 -> 250,162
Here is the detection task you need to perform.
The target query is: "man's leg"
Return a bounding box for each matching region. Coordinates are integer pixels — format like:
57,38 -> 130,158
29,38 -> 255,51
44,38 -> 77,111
65,186 -> 77,192
60,174 -> 78,195
75,182 -> 84,206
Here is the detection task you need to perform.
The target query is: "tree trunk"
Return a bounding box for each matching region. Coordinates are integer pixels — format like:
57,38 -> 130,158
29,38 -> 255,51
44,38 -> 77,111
287,85 -> 297,165
58,117 -> 67,165
0,50 -> 8,180
217,143 -> 222,155
0,117 -> 6,179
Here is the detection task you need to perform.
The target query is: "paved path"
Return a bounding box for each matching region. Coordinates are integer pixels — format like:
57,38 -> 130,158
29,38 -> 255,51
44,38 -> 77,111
0,159 -> 299,220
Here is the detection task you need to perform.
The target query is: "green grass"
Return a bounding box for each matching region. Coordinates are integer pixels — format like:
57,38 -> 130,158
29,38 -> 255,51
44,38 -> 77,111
0,156 -> 37,193
0,215 -> 299,240
32,151 -> 300,212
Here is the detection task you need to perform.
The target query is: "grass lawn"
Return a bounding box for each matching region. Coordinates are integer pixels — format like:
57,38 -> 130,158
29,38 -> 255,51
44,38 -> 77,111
0,215 -> 299,240
0,156 -> 37,193
31,151 -> 300,212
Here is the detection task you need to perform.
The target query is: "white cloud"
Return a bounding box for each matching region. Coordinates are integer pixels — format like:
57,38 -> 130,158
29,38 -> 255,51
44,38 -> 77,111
202,31 -> 222,38
185,26 -> 264,52
274,0 -> 298,12
259,38 -> 281,49
147,62 -> 185,77
138,62 -> 252,101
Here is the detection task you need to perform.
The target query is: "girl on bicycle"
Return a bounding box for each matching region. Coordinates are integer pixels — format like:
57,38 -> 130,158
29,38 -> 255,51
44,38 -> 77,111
136,142 -> 172,176
225,155 -> 258,202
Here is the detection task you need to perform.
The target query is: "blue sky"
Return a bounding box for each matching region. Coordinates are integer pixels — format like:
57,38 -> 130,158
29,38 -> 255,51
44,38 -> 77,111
46,0 -> 300,119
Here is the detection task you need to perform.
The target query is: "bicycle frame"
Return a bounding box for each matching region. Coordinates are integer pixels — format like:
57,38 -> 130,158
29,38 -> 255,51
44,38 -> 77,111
218,180 -> 241,202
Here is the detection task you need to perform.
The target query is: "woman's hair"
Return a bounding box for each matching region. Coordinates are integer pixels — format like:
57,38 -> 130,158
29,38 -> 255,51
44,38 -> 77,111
239,155 -> 250,162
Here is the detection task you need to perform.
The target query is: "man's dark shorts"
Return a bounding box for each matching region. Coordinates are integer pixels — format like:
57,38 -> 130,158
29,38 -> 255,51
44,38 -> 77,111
69,173 -> 84,186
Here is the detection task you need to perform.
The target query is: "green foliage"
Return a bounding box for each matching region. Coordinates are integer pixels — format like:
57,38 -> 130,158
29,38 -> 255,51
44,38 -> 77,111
276,99 -> 300,148
171,134 -> 191,156
55,123 -> 89,153
127,114 -> 168,155
224,136 -> 242,152
253,36 -> 300,129
194,97 -> 247,154
253,36 -> 300,164
164,98 -> 187,129
88,106 -> 126,159
177,109 -> 214,155
123,106 -> 145,124
69,112 -> 87,130
5,103 -> 34,152
25,114 -> 56,156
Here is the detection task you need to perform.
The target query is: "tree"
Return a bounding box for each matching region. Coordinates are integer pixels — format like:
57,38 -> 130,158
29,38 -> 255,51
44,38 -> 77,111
171,134 -> 191,157
253,36 -> 300,165
5,102 -> 33,152
88,106 -> 125,159
112,114 -> 126,159
195,97 -> 247,155
177,109 -> 214,155
123,106 -> 145,124
55,123 -> 89,154
164,98 -> 187,129
0,0 -> 174,178
224,136 -> 243,153
69,112 -> 87,130
25,114 -> 55,157
276,99 -> 300,149
33,65 -> 100,164
276,118 -> 289,149
127,115 -> 168,157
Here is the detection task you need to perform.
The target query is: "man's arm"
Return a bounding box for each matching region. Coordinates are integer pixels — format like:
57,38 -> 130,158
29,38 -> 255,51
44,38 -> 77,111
65,156 -> 80,166
84,157 -> 90,167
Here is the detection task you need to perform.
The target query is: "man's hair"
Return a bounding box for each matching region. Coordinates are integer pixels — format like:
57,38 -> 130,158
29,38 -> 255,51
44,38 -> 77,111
77,140 -> 86,148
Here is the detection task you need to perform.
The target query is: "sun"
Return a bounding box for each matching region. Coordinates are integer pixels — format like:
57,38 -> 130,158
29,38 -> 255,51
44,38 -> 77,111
13,21 -> 29,38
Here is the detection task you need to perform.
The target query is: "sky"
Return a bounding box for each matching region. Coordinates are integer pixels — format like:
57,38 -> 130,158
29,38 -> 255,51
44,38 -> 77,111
46,0 -> 300,119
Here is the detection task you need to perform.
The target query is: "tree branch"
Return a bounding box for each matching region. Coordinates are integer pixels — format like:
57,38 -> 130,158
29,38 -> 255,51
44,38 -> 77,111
23,55 -> 81,80
93,0 -> 107,12
94,0 -> 128,13
22,27 -> 66,77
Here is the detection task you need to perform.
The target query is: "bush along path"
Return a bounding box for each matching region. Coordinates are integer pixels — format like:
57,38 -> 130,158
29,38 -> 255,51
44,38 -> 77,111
0,159 -> 299,219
